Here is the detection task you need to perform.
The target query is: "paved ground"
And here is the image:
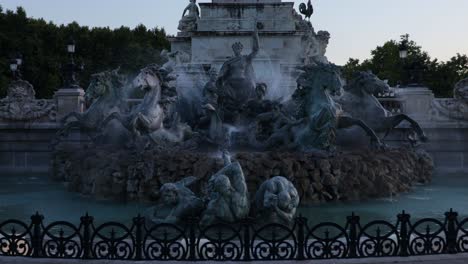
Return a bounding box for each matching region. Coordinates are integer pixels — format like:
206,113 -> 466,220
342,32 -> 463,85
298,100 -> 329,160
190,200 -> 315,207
2,254 -> 468,264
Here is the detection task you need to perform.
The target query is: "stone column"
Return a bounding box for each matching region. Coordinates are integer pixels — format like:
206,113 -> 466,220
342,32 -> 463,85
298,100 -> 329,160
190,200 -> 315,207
54,87 -> 85,121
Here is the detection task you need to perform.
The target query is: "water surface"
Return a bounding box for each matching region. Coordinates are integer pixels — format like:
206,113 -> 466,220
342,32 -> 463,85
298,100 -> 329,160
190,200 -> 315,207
0,172 -> 466,225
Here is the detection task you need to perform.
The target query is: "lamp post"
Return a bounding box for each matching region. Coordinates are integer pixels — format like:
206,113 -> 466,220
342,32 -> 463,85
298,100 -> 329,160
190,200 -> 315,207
399,35 -> 424,87
62,38 -> 83,88
399,37 -> 409,87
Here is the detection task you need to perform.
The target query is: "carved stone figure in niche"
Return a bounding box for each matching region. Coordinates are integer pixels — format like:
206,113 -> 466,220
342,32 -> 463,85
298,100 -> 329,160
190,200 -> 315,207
255,176 -> 300,225
216,27 -> 260,124
0,79 -> 56,122
145,177 -> 204,226
200,151 -> 249,226
178,0 -> 200,32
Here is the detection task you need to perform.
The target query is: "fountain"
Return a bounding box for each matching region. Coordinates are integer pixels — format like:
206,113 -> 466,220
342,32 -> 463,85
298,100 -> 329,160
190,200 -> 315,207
47,0 -> 434,225
7,2 -> 468,263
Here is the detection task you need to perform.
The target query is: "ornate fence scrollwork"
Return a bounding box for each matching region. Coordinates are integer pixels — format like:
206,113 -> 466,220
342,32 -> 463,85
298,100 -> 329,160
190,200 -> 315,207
91,222 -> 135,259
144,223 -> 188,260
1,209 -> 468,261
0,220 -> 32,256
198,222 -> 243,261
456,217 -> 468,253
41,221 -> 82,258
305,222 -> 348,259
358,220 -> 399,257
409,218 -> 447,255
251,223 -> 297,260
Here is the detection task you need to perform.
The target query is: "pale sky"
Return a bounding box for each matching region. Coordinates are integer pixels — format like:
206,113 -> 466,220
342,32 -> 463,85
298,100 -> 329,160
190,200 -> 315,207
1,0 -> 467,65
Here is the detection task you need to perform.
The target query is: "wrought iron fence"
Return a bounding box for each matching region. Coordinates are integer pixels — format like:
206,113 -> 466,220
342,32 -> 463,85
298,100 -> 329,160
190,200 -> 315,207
0,209 -> 467,261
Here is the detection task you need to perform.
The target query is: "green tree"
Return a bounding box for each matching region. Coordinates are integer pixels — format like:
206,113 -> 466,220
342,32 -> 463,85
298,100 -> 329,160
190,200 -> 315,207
343,34 -> 467,97
0,6 -> 170,98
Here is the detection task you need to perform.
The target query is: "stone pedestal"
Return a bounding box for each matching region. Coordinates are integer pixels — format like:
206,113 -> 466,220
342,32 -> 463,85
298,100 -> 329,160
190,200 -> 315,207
396,86 -> 434,121
54,88 -> 85,121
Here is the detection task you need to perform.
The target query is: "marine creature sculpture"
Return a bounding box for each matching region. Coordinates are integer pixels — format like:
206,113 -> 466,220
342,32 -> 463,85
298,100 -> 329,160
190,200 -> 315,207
299,0 -> 314,20
178,0 -> 200,32
338,71 -> 428,143
100,64 -> 175,140
145,176 -> 204,226
431,77 -> 468,121
58,68 -> 126,138
255,176 -> 300,225
0,79 -> 56,122
255,63 -> 383,152
216,26 -> 259,124
200,151 -> 249,226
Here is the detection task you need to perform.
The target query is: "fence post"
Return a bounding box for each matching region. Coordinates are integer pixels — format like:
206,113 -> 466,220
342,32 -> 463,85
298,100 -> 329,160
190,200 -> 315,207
242,218 -> 252,261
80,213 -> 94,259
31,212 -> 44,257
188,217 -> 197,260
133,214 -> 145,260
398,210 -> 411,257
296,215 -> 307,260
347,212 -> 360,258
445,209 -> 459,254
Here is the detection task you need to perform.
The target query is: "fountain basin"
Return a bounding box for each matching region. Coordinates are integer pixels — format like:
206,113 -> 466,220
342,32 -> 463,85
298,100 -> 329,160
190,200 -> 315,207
52,147 -> 433,205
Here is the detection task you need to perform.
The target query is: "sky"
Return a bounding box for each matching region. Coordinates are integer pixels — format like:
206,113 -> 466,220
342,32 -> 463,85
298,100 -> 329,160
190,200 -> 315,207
0,0 -> 467,65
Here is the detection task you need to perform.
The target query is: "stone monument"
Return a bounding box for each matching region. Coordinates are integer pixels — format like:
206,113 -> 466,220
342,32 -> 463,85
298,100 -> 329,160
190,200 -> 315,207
170,0 -> 331,120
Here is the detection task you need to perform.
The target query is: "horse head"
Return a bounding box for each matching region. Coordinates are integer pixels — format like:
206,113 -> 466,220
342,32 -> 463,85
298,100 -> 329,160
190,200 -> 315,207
346,71 -> 390,97
295,62 -> 343,98
85,68 -> 126,107
132,64 -> 164,95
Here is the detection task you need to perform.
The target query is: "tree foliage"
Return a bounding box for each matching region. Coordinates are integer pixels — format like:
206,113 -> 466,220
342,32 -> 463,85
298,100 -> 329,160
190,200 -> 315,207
343,35 -> 468,98
0,6 -> 170,98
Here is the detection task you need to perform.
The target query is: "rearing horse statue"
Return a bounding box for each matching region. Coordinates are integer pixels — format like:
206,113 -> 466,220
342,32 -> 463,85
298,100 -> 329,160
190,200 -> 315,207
338,71 -> 428,143
256,63 -> 383,152
100,64 -> 171,138
57,69 -> 126,139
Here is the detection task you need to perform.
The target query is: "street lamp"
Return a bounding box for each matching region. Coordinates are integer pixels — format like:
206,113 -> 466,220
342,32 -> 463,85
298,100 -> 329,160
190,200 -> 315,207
399,41 -> 408,60
62,38 -> 83,88
67,38 -> 76,54
399,36 -> 410,87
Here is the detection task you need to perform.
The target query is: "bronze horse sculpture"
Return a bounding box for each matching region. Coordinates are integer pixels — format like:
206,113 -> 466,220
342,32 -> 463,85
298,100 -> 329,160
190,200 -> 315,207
99,64 -> 177,140
338,71 -> 428,144
57,69 -> 127,139
253,63 -> 383,152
